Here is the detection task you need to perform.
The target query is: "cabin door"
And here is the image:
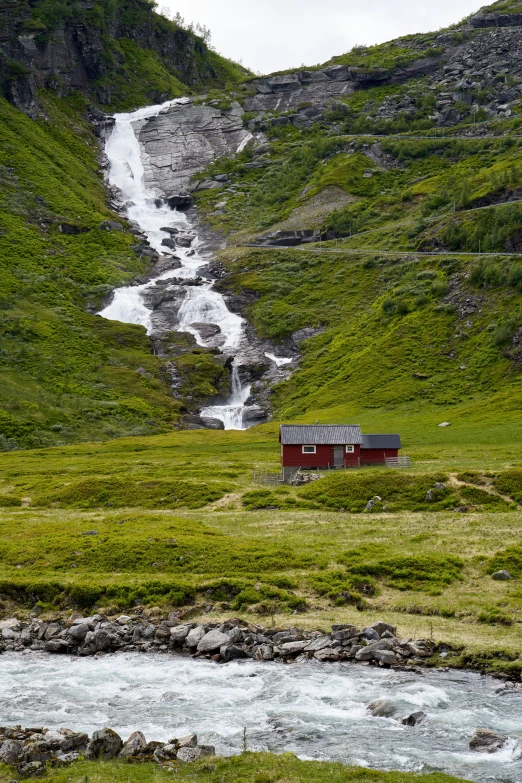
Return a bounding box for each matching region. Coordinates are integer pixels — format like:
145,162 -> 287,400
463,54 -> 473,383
333,446 -> 344,467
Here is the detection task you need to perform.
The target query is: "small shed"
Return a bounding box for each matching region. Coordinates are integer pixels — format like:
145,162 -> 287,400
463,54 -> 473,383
361,434 -> 402,466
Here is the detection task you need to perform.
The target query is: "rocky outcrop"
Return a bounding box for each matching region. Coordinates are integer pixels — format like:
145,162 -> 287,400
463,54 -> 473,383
0,0 -> 242,115
139,101 -> 251,194
470,13 -> 522,28
0,725 -> 214,776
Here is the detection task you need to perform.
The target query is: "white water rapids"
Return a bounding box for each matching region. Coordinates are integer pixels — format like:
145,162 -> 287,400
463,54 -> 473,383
98,100 -> 250,430
1,654 -> 522,783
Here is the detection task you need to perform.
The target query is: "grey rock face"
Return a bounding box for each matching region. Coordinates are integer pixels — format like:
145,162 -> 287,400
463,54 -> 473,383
469,728 -> 508,753
492,570 -> 512,580
0,740 -> 22,765
368,699 -> 397,718
185,625 -> 206,648
177,745 -> 215,763
120,731 -> 147,758
139,101 -> 250,195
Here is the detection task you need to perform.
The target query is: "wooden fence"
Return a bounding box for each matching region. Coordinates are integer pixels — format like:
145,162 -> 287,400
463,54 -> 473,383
385,456 -> 411,468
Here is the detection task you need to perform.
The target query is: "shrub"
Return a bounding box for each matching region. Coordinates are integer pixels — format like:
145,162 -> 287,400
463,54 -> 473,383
494,470 -> 522,502
459,486 -> 511,509
341,548 -> 464,591
0,495 -> 22,507
487,545 -> 522,578
309,570 -> 374,606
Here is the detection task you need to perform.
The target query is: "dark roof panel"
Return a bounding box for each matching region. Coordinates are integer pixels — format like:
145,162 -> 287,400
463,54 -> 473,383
362,434 -> 402,450
280,425 -> 363,445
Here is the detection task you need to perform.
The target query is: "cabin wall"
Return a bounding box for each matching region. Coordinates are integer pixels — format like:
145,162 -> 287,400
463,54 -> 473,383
282,444 -> 362,468
360,448 -> 399,465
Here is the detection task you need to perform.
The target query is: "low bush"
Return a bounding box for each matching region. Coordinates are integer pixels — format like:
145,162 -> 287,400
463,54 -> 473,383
494,469 -> 522,502
487,545 -> 522,578
0,495 -> 22,507
308,570 -> 374,607
340,546 -> 464,591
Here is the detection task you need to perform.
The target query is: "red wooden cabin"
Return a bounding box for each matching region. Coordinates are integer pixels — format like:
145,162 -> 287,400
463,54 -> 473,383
279,425 -> 401,481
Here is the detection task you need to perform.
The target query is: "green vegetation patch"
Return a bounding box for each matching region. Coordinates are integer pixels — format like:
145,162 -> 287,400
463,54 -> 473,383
494,470 -> 522,502
35,477 -> 232,509
341,546 -> 464,592
487,545 -> 522,578
298,471 -> 456,512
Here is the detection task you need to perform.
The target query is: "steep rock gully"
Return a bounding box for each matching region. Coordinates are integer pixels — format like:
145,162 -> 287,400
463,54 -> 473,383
99,99 -> 294,430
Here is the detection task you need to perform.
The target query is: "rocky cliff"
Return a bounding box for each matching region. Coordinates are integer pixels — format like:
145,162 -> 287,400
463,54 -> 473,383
0,0 -> 247,117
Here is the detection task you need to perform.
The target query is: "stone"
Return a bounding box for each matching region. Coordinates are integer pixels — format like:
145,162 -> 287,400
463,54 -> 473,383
439,422 -> 451,427
154,742 -> 178,763
402,711 -> 427,726
355,639 -> 393,661
120,731 -> 147,758
67,623 -> 90,641
0,619 -> 21,631
175,235 -> 195,247
170,624 -> 192,643
368,700 -> 397,718
314,648 -> 340,662
304,636 -> 333,652
161,238 -> 177,249
177,745 -> 215,763
98,220 -> 123,231
185,625 -> 206,648
85,728 -> 123,760
197,629 -> 231,653
178,734 -> 198,748
362,627 -> 380,641
280,640 -> 310,655
165,193 -> 192,210
492,570 -> 512,581
371,622 -> 396,636
0,740 -> 22,764
374,650 -> 399,666
469,728 -> 508,753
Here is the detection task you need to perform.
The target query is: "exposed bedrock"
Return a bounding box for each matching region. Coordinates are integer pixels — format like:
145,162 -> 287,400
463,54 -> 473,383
138,100 -> 251,194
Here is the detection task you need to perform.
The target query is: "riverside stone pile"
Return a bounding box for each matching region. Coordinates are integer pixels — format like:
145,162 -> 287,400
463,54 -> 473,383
0,726 -> 214,777
0,616 -> 440,668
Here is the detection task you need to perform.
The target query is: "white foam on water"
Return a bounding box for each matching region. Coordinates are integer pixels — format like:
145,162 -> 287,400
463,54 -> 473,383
97,100 -> 252,429
265,352 -> 293,367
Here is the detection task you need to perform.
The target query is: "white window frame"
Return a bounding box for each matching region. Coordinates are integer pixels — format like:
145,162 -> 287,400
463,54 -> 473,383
302,445 -> 316,454
345,445 -> 355,454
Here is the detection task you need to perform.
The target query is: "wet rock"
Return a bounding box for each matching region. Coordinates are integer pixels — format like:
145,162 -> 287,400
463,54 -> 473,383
314,648 -> 340,662
355,639 -> 393,661
492,570 -> 512,581
165,193 -> 192,210
280,640 -> 309,656
67,623 -> 90,642
469,728 -> 508,753
304,636 -> 333,653
402,711 -> 427,726
374,650 -> 399,666
85,728 -> 123,760
368,700 -> 397,718
170,624 -> 192,643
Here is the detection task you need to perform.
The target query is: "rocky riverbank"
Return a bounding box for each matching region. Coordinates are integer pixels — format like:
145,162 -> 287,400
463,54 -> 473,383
0,725 -> 214,777
0,615 -> 450,669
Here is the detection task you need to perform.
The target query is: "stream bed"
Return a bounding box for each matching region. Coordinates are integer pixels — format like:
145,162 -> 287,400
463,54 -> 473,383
1,653 -> 521,782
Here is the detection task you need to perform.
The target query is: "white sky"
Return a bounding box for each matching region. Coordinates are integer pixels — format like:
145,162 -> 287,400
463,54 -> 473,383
159,0 -> 485,74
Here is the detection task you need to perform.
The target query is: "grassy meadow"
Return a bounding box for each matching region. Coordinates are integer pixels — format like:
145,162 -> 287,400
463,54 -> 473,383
0,409 -> 521,674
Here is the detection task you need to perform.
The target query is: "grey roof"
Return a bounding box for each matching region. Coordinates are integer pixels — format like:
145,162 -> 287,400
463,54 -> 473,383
280,425 -> 363,445
362,434 -> 402,450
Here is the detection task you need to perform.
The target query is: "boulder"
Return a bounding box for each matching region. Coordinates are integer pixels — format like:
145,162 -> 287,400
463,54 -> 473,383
177,745 -> 215,763
368,700 -> 397,718
355,639 -> 393,661
98,220 -> 123,231
314,648 -> 340,662
154,742 -> 179,763
197,629 -> 231,653
280,640 -> 309,655
85,728 -> 123,760
178,734 -> 198,748
402,711 -> 427,726
492,570 -> 512,581
0,618 -> 21,631
469,728 -> 508,753
165,193 -> 192,210
0,739 -> 22,764
170,624 -> 192,643
185,625 -> 206,648
67,623 -> 90,642
120,731 -> 147,758
304,636 -> 333,652
374,650 -> 399,666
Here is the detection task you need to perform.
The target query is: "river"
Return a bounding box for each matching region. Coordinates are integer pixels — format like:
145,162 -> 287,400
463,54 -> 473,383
1,653 -> 521,782
98,100 -> 251,430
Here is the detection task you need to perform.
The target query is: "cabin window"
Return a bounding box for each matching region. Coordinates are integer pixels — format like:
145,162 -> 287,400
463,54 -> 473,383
302,445 -> 316,454
345,445 -> 355,453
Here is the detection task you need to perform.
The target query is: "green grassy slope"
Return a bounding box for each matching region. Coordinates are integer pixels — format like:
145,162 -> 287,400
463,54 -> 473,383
0,93 -> 185,449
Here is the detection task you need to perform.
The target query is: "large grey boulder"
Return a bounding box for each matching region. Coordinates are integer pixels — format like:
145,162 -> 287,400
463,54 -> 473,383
120,731 -> 147,758
67,623 -> 90,642
368,700 -> 397,718
0,739 -> 22,764
197,629 -> 231,653
469,729 -> 508,753
170,624 -> 192,643
85,728 -> 123,760
492,570 -> 512,581
304,636 -> 333,652
280,640 -> 309,655
355,639 -> 393,661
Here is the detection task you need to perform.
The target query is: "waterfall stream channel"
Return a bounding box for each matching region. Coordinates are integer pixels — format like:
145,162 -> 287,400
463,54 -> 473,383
98,100 -> 256,430
1,653 -> 522,782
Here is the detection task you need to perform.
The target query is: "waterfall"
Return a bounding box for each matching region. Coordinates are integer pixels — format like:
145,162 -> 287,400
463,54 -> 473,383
201,365 -> 251,431
98,100 -> 252,431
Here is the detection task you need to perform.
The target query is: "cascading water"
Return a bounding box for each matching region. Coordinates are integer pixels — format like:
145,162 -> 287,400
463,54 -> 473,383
98,100 -> 250,430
